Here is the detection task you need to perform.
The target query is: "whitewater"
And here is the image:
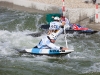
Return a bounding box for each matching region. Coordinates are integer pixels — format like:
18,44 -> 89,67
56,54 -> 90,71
0,7 -> 100,75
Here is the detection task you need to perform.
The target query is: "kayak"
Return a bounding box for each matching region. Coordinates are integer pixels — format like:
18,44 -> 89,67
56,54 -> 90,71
40,13 -> 98,35
19,48 -> 74,56
40,24 -> 98,35
26,13 -> 98,37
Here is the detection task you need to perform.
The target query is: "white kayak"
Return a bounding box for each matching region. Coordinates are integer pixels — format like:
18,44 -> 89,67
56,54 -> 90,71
20,48 -> 74,56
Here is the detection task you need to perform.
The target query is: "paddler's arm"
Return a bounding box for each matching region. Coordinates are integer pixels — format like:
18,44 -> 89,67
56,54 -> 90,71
47,42 -> 68,50
60,47 -> 68,51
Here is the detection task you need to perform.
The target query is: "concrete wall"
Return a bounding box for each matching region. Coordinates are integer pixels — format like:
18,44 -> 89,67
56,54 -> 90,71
0,0 -> 59,11
67,7 -> 100,24
96,0 -> 100,4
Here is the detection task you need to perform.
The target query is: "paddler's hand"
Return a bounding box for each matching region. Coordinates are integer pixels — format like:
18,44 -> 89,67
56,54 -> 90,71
61,21 -> 66,26
61,47 -> 68,51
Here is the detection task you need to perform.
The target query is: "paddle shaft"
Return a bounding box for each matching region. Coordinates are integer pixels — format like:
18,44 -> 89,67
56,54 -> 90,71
62,0 -> 68,48
64,26 -> 68,48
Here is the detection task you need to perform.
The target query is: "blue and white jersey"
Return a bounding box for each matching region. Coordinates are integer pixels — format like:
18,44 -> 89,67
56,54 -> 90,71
49,21 -> 61,30
37,36 -> 60,50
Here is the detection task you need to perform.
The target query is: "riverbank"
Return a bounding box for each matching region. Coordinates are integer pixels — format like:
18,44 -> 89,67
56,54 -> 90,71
87,23 -> 100,31
0,0 -> 60,13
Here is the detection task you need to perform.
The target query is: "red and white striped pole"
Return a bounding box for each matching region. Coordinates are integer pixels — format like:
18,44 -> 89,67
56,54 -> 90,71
95,4 -> 98,23
62,0 -> 65,16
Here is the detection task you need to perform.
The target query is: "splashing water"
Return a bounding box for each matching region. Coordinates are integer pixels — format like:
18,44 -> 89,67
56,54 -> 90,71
0,7 -> 100,75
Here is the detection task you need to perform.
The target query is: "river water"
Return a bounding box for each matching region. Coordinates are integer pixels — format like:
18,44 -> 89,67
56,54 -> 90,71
0,7 -> 100,75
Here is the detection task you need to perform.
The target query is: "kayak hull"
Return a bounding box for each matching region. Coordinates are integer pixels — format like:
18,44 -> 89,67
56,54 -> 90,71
40,24 -> 98,35
20,48 -> 74,56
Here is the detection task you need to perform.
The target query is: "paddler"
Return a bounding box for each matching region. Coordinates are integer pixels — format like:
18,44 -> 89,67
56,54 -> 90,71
60,14 -> 71,29
34,32 -> 68,51
47,16 -> 65,37
48,15 -> 71,37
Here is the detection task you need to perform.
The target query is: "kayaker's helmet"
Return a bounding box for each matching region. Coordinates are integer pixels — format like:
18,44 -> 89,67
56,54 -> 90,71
48,32 -> 57,40
54,17 -> 60,21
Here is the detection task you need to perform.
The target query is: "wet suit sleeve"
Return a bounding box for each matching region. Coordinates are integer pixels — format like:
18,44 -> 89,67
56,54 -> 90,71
47,42 -> 60,50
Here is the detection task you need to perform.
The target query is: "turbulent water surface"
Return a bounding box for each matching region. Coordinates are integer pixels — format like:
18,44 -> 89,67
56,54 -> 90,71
0,7 -> 100,75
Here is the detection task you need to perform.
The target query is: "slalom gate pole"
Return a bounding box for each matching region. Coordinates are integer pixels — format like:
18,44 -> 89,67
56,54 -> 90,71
95,4 -> 98,23
62,0 -> 65,16
62,0 -> 68,48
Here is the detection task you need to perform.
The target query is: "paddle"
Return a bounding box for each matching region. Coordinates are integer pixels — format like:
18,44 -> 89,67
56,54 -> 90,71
64,25 -> 68,48
62,0 -> 68,48
64,25 -> 71,58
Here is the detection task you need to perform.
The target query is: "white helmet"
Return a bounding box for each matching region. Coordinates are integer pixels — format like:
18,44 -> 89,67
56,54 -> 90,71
54,17 -> 60,21
48,32 -> 57,40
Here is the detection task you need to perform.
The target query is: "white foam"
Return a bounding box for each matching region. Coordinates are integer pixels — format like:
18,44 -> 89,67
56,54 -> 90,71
0,30 -> 40,55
